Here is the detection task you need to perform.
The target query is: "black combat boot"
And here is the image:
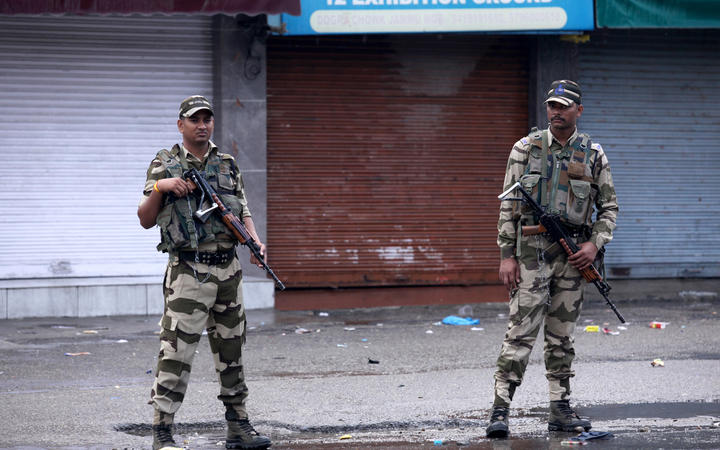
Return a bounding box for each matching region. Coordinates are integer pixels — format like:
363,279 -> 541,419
152,410 -> 179,450
226,419 -> 271,449
152,423 -> 179,450
548,400 -> 592,432
485,406 -> 510,438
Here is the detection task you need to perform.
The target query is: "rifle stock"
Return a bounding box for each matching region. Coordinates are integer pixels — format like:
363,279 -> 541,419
521,224 -> 546,235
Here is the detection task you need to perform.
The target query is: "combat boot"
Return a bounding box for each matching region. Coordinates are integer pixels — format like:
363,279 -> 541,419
152,423 -> 181,450
152,410 -> 181,450
485,405 -> 510,438
548,400 -> 592,432
226,418 -> 271,449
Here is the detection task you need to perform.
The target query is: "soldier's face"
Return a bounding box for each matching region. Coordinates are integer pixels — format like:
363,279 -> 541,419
178,110 -> 214,147
547,101 -> 583,131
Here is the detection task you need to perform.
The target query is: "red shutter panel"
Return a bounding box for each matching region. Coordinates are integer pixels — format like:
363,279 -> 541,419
267,34 -> 529,288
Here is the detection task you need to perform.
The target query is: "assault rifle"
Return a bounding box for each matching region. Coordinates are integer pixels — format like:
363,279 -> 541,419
183,168 -> 286,290
498,181 -> 625,323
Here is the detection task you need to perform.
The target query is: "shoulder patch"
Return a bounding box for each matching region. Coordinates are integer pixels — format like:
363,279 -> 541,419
156,148 -> 174,163
514,138 -> 532,152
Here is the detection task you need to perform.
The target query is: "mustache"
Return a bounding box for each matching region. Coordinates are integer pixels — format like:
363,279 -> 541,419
551,116 -> 565,121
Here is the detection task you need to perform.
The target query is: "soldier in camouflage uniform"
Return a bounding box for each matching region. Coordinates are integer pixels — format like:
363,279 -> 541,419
486,80 -> 619,438
138,96 -> 271,450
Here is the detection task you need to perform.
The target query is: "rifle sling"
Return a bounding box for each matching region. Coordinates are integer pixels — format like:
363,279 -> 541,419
541,129 -> 549,208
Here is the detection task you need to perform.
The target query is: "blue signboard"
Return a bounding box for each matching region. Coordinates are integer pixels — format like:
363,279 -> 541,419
281,0 -> 594,35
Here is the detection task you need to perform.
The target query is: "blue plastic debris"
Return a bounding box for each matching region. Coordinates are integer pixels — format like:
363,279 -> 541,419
442,315 -> 480,326
573,431 -> 614,441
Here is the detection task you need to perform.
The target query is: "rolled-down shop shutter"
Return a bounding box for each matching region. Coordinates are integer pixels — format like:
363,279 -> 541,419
267,34 -> 529,288
578,30 -> 720,279
0,15 -> 213,280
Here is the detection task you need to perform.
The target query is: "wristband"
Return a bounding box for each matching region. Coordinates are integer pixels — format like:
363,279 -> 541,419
153,181 -> 160,193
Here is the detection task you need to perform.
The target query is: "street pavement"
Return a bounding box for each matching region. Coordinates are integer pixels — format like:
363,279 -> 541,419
1,293 -> 719,449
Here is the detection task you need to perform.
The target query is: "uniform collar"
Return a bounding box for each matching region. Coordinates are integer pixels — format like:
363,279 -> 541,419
548,128 -> 578,147
179,141 -> 217,163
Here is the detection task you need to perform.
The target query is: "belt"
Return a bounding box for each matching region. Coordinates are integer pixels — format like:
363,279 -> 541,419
564,224 -> 589,238
178,248 -> 236,265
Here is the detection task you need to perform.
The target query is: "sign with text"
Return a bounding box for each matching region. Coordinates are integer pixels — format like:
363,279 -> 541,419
282,0 -> 594,35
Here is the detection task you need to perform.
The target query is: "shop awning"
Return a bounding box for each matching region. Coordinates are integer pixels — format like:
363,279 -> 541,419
0,0 -> 301,16
597,0 -> 720,28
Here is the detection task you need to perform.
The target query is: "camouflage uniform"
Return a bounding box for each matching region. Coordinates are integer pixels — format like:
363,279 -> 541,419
140,142 -> 253,422
493,127 -> 618,407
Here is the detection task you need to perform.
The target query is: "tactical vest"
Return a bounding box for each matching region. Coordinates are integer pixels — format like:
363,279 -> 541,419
154,144 -> 244,253
518,128 -> 597,228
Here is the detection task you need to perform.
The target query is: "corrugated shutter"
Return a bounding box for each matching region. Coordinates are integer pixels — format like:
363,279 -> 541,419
0,15 -> 213,279
578,30 -> 720,278
267,34 -> 529,288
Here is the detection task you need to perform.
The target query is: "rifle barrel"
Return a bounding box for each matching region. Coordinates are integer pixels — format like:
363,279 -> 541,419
595,281 -> 625,323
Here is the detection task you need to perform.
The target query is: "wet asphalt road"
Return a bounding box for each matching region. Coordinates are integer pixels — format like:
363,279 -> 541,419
1,295 -> 719,449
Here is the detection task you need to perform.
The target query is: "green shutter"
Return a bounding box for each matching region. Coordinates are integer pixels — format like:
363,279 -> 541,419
597,0 -> 720,28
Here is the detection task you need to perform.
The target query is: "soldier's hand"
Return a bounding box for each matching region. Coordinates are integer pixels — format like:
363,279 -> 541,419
250,242 -> 267,268
499,257 -> 520,291
157,178 -> 195,197
568,241 -> 598,271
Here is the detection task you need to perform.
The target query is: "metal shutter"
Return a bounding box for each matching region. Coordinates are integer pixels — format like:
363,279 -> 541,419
0,15 -> 212,279
267,34 -> 529,288
578,30 -> 720,279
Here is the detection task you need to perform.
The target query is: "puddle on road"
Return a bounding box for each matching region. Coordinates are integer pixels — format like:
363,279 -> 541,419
572,401 -> 720,421
116,402 -> 720,449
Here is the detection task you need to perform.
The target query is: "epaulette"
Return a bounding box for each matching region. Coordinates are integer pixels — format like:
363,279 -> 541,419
155,147 -> 184,177
167,143 -> 182,156
586,141 -> 602,173
527,134 -> 542,148
156,148 -> 174,164
577,133 -> 590,150
525,127 -> 541,146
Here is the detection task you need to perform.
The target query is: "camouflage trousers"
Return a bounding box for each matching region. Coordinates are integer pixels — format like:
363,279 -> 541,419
493,236 -> 585,407
150,254 -> 248,423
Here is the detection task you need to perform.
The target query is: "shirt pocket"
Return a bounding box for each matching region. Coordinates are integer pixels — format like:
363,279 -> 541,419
217,167 -> 236,193
566,179 -> 592,225
520,173 -> 541,189
518,173 -> 541,216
